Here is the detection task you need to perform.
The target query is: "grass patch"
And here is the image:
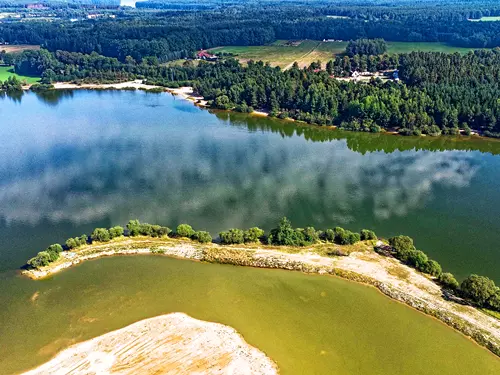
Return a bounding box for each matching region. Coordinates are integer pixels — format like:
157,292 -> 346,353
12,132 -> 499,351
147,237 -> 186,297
386,42 -> 483,54
481,308 -> 500,320
210,40 -> 484,69
387,264 -> 411,281
0,66 -> 40,84
0,44 -> 39,54
209,40 -> 346,69
202,247 -> 256,265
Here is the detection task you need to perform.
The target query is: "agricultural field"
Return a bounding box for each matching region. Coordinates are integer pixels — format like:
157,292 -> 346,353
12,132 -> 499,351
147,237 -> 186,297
209,40 -> 483,69
0,66 -> 40,84
386,42 -> 483,54
0,44 -> 39,54
209,40 -> 347,69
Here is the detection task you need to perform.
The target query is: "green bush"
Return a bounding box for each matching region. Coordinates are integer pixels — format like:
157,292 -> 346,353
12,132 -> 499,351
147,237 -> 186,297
193,231 -> 212,243
346,231 -> 360,245
333,227 -> 347,244
303,227 -> 319,244
109,226 -> 124,238
406,250 -> 428,270
324,229 -> 335,243
91,228 -> 111,242
151,225 -> 171,237
423,259 -> 442,277
27,251 -> 51,269
219,228 -> 245,244
438,272 -> 459,290
389,235 -> 416,262
66,238 -> 77,249
360,229 -> 377,241
47,244 -> 63,254
460,274 -> 498,306
78,235 -> 88,246
127,219 -> 141,236
268,217 -> 305,246
176,224 -> 195,238
66,236 -> 87,249
137,223 -> 154,236
487,291 -> 500,311
243,227 -> 264,243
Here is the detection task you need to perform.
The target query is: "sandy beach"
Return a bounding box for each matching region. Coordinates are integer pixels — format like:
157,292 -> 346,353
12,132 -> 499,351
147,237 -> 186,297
22,313 -> 278,375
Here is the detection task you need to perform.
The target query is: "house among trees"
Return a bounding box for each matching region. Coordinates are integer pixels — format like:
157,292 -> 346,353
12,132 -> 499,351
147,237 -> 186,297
196,51 -> 218,61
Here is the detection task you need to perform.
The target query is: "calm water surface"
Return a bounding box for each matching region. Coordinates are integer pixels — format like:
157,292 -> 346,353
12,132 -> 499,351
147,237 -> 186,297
0,90 -> 499,281
0,90 -> 500,374
1,257 -> 500,375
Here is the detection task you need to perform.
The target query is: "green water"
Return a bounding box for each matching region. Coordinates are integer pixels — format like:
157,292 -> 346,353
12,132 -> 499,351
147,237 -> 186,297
1,90 -> 500,373
0,256 -> 499,375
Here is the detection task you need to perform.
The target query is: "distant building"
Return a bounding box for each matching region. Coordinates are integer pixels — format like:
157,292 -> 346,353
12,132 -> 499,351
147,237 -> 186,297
196,51 -> 218,61
26,4 -> 47,10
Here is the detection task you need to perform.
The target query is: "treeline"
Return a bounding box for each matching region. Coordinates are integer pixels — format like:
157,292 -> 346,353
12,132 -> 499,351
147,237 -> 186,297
26,217 -> 376,268
9,47 -> 500,137
0,76 -> 22,91
346,38 -> 387,57
386,235 -> 500,312
26,216 -> 500,313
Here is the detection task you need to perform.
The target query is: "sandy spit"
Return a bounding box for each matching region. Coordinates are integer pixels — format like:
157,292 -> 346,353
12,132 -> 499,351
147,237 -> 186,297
22,312 -> 278,375
22,238 -> 500,358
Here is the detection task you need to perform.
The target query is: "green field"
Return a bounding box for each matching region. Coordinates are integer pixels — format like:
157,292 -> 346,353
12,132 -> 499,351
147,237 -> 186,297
209,40 -> 483,69
386,42 -> 483,54
0,66 -> 39,84
209,40 -> 347,69
468,16 -> 500,22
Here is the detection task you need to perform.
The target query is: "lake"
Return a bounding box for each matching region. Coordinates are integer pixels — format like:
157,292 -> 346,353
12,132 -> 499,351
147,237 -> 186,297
0,90 -> 499,374
1,90 -> 499,281
1,256 -> 500,374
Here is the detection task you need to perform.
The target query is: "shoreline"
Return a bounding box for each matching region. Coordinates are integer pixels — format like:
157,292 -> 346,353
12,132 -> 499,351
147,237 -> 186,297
22,237 -> 500,359
22,80 -> 494,138
22,312 -> 278,375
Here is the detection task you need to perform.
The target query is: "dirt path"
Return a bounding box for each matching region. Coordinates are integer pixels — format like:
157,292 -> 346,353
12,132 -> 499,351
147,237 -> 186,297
22,313 -> 278,375
283,41 -> 321,70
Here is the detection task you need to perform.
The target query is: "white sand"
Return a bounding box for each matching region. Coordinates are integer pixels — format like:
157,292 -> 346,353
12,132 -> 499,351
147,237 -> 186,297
22,313 -> 278,375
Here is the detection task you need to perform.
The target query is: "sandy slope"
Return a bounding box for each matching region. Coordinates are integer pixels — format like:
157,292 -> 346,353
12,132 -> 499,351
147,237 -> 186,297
22,313 -> 278,375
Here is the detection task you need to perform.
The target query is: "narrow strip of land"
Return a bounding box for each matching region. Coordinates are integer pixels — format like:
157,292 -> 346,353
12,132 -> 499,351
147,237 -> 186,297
22,236 -> 500,358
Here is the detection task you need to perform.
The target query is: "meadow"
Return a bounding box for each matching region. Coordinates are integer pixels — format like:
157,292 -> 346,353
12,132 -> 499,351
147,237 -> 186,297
0,44 -> 39,54
0,66 -> 39,84
208,40 -> 485,69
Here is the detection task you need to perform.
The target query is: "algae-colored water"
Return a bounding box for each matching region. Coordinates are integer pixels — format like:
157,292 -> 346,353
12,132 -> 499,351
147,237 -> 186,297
0,256 -> 499,374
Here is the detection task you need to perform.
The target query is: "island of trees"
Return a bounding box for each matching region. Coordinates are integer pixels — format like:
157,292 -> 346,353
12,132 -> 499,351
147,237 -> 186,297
26,218 -> 500,315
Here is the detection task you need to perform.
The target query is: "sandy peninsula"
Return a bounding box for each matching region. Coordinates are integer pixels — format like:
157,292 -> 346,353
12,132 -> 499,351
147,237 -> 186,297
22,237 -> 500,359
22,312 -> 278,375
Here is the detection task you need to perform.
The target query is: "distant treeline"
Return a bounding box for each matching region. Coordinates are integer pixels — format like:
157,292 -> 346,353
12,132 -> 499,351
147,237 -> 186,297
1,1 -> 500,64
26,217 -> 500,313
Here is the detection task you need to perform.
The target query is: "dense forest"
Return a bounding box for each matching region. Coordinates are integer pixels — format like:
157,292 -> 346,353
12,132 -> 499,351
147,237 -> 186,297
1,1 -> 500,63
9,47 -> 500,137
2,0 -> 500,137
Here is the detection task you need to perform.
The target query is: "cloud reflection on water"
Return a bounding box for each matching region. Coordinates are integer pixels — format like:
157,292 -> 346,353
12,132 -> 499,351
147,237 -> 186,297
0,91 -> 480,232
